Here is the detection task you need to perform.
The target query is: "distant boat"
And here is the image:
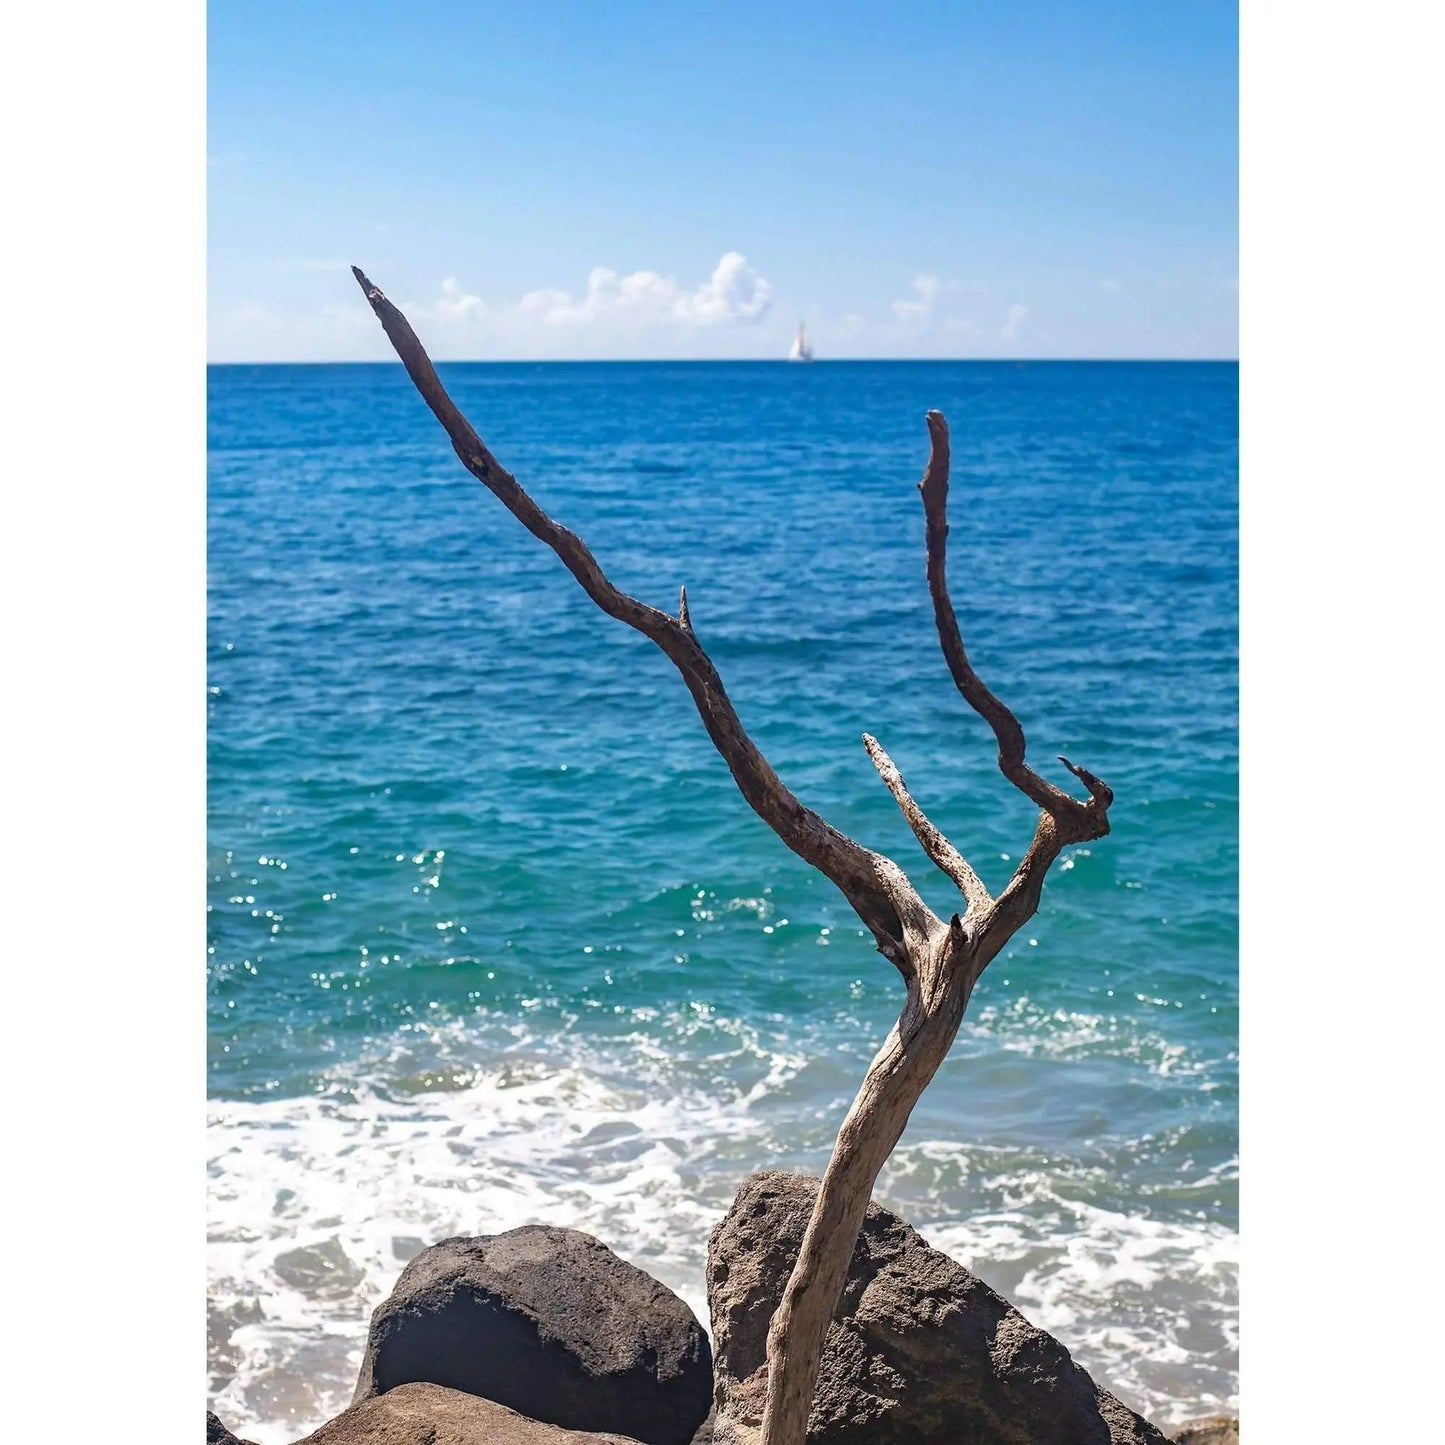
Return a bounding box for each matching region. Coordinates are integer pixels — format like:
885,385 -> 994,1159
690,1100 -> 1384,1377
787,321 -> 814,363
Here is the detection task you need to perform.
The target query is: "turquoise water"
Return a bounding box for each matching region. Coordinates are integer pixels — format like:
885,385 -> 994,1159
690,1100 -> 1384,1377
207,360 -> 1237,1442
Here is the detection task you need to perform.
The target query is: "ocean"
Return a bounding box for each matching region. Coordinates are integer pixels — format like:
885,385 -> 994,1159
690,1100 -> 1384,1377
207,359 -> 1237,1442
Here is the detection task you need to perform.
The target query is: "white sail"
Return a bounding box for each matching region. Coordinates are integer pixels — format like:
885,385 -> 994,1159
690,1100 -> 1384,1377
787,321 -> 813,363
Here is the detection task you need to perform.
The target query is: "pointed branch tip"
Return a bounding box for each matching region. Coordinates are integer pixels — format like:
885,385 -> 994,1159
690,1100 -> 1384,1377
1058,755 -> 1113,808
1057,754 -> 1089,782
862,732 -> 992,915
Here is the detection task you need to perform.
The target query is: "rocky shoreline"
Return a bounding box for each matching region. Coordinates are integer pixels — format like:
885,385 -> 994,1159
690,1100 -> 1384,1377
209,1171 -> 1237,1445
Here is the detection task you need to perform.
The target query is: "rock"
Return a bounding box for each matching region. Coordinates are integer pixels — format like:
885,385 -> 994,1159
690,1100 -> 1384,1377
1170,1418 -> 1239,1445
707,1171 -> 1169,1444
353,1226 -> 712,1445
207,1411 -> 254,1445
295,1382 -> 646,1443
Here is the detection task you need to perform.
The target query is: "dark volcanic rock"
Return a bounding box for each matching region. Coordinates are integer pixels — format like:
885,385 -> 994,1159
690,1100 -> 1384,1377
207,1410 -> 254,1444
1170,1418 -> 1239,1445
297,1382 -> 646,1443
353,1226 -> 711,1445
707,1171 -> 1169,1445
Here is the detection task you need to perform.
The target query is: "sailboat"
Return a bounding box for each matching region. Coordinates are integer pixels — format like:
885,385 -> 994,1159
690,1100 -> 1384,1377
787,320 -> 814,363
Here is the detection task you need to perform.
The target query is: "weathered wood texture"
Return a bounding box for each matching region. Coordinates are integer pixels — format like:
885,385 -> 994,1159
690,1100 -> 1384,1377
353,267 -> 1113,1445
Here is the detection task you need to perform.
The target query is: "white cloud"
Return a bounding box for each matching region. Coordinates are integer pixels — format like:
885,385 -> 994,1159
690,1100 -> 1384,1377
434,276 -> 485,322
687,251 -> 772,323
891,273 -> 941,321
1000,303 -> 1029,341
1099,278 -> 1124,293
519,252 -> 771,329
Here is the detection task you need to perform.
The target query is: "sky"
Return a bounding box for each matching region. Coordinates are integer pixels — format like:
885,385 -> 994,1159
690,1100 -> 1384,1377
208,1 -> 1237,362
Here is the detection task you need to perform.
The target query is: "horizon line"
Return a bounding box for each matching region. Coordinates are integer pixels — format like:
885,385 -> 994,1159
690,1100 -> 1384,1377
207,355 -> 1239,367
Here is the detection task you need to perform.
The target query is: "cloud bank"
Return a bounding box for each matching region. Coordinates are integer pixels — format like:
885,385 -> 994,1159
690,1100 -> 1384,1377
209,256 -> 1057,361
519,252 -> 771,329
208,253 -> 774,360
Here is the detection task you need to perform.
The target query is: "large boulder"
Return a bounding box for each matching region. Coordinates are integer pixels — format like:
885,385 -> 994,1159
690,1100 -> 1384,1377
353,1226 -> 712,1445
707,1171 -> 1169,1445
296,1381 -> 646,1443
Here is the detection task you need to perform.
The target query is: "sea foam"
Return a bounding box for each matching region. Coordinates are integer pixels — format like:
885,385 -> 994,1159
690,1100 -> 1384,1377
209,1042 -> 1236,1442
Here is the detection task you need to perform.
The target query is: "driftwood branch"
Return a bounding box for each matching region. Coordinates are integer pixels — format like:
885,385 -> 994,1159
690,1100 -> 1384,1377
350,266 -> 934,978
919,409 -> 1112,835
353,266 -> 1113,1445
862,732 -> 992,915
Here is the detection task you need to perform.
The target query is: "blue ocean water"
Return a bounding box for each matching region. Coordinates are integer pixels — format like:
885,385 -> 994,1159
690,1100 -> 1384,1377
207,360 -> 1237,1442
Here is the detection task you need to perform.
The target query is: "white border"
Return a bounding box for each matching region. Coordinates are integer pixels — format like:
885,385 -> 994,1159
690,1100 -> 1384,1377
1242,0 -> 1442,1436
2,1 -> 204,1438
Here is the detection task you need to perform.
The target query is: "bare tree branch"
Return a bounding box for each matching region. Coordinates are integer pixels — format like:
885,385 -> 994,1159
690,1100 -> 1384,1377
918,410 -> 1111,841
353,265 -> 1115,1445
861,732 -> 992,916
351,265 -> 934,975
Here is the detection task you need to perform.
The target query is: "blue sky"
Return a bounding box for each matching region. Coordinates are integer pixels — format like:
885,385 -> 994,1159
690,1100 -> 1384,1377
209,0 -> 1236,361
